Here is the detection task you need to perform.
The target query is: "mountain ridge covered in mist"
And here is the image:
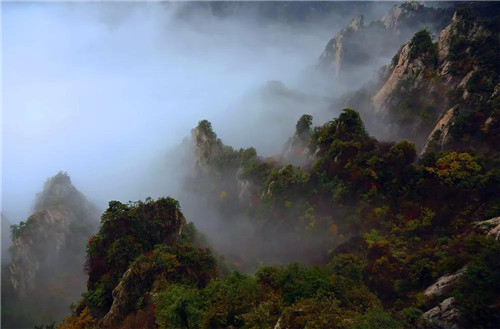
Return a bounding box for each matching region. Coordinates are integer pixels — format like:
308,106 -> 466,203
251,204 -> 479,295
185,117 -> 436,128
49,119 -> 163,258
2,172 -> 100,327
2,1 -> 499,329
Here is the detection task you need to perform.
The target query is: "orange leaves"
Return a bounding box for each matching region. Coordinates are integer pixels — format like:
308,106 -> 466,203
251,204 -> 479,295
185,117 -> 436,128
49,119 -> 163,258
329,224 -> 338,235
58,307 -> 96,329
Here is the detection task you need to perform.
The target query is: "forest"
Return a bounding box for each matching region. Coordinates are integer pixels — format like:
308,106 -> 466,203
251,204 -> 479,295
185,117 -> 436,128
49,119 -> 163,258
2,1 -> 499,329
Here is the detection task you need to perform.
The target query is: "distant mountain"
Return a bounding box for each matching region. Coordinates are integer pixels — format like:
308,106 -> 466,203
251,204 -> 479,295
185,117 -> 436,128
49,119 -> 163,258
2,172 -> 100,328
342,3 -> 499,154
173,1 -> 395,26
25,2 -> 500,329
318,1 -> 453,77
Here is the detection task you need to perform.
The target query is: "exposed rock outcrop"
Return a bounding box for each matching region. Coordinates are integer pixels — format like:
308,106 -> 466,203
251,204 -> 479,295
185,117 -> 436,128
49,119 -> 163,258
436,11 -> 493,88
237,176 -> 257,206
473,216 -> 500,240
8,172 -> 99,296
372,43 -> 423,112
319,1 -> 449,77
318,16 -> 365,76
421,105 -> 459,155
381,1 -> 425,31
422,297 -> 461,329
191,120 -> 222,175
344,5 -> 499,152
101,263 -> 158,328
424,266 -> 467,297
282,114 -> 314,166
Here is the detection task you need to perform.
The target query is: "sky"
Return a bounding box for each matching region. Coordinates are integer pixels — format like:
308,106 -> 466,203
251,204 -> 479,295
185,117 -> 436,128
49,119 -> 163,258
1,2 -> 350,222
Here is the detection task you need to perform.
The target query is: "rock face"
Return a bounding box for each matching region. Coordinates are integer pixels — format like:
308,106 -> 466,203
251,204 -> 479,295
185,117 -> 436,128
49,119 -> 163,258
9,208 -> 69,294
473,217 -> 500,240
344,5 -> 499,153
424,266 -> 467,297
319,1 -> 448,77
420,8 -> 498,153
282,114 -> 314,166
372,41 -> 431,112
319,16 -> 365,76
381,1 -> 425,31
75,197 -> 218,329
420,105 -> 459,155
8,172 -> 99,296
101,262 -> 157,327
422,297 -> 461,329
1,213 -> 12,264
191,120 -> 264,208
191,120 -> 222,175
237,175 -> 256,206
436,11 -> 491,88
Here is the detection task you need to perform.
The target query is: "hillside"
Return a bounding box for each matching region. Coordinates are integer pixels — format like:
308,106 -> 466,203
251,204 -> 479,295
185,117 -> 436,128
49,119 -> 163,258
2,172 -> 100,328
62,102 -> 499,328
8,2 -> 500,329
342,3 -> 499,154
318,1 -> 452,77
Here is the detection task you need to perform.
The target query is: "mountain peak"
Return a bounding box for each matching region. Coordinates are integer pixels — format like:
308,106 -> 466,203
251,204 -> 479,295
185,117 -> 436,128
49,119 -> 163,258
34,171 -> 84,211
381,1 -> 425,30
348,15 -> 364,32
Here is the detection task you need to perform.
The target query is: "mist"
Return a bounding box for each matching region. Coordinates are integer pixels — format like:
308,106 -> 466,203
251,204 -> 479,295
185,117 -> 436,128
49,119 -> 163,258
0,2 -> 433,326
1,2 -> 408,273
2,2 -> 363,223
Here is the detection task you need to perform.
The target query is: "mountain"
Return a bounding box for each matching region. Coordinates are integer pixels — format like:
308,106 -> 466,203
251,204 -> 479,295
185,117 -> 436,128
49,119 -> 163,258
318,1 -> 452,77
63,103 -> 499,328
173,1 -> 395,26
1,213 -> 12,264
60,197 -> 217,329
20,2 -> 500,328
2,172 -> 100,328
342,3 -> 499,154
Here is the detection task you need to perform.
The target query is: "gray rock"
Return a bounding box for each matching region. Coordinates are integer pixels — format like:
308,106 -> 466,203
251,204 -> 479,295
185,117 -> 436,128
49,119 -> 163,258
424,266 -> 467,297
422,297 -> 461,329
473,217 -> 500,240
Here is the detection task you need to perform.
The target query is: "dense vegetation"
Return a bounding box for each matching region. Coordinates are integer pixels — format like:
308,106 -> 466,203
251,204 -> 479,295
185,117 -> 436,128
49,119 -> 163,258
3,172 -> 100,328
18,2 -> 500,329
60,104 -> 499,328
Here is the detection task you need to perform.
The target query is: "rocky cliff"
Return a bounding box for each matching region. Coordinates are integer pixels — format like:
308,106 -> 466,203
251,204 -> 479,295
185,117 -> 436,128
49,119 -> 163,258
62,197 -> 217,329
8,172 -> 99,296
2,172 -> 100,327
343,4 -> 499,153
319,1 -> 449,77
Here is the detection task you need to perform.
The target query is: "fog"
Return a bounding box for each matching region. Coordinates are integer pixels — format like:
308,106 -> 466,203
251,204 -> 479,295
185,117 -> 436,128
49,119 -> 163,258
1,2 -> 412,325
2,2 -> 362,223
1,2 -> 405,262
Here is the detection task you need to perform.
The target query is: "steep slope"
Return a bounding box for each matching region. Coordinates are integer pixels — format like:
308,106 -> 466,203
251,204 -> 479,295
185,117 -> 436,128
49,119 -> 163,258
63,107 -> 500,328
1,213 -> 12,264
62,197 -> 217,329
2,172 -> 100,328
344,4 -> 499,153
319,1 -> 451,77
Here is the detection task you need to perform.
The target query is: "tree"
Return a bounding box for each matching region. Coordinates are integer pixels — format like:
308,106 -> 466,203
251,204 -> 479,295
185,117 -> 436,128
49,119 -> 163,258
427,152 -> 481,187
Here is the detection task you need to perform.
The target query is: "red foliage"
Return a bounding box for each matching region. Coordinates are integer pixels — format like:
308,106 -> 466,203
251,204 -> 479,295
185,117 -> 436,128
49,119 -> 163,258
294,147 -> 304,155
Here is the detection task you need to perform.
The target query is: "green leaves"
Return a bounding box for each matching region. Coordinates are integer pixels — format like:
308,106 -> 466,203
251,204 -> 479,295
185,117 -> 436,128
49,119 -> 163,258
426,152 -> 482,187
